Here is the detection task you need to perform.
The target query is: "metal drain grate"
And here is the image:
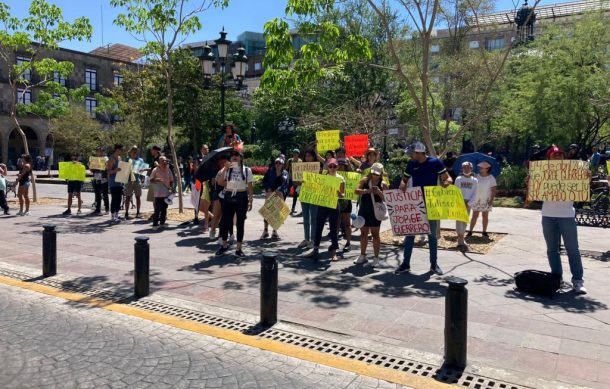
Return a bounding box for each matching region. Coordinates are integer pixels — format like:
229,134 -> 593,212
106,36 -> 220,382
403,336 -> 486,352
0,267 -> 528,389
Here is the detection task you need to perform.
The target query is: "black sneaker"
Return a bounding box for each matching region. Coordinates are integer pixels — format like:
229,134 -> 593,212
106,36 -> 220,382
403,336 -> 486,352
482,232 -> 489,238
394,264 -> 411,274
215,246 -> 229,256
304,249 -> 319,260
235,249 -> 245,258
466,231 -> 473,237
62,209 -> 71,216
430,264 -> 444,275
343,243 -> 351,252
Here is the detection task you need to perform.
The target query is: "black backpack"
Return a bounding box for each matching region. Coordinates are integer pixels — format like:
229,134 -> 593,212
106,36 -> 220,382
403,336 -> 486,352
514,270 -> 561,297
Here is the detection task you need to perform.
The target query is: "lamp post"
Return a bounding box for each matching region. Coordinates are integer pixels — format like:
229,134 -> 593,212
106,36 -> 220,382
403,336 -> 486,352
199,28 -> 248,125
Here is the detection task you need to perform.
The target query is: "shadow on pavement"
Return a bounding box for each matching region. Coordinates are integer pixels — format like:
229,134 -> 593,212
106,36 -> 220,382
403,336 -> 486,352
505,289 -> 608,313
367,271 -> 445,299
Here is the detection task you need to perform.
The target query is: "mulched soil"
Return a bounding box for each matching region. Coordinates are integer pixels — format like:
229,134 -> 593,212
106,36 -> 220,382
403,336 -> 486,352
379,228 -> 507,255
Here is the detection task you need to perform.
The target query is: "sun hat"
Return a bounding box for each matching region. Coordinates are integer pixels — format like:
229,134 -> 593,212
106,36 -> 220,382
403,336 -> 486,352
477,161 -> 491,168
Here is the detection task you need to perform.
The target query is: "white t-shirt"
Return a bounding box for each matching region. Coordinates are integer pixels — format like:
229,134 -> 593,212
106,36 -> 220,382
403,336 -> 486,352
455,175 -> 478,203
224,166 -> 253,192
541,201 -> 575,218
471,174 -> 497,211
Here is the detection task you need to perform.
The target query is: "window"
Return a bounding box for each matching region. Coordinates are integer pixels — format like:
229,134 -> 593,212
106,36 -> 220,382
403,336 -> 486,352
469,40 -> 479,49
53,71 -> 66,86
254,62 -> 262,71
16,56 -> 31,81
85,97 -> 97,118
17,89 -> 32,104
431,44 -> 440,53
113,71 -> 123,86
485,37 -> 504,51
85,68 -> 97,90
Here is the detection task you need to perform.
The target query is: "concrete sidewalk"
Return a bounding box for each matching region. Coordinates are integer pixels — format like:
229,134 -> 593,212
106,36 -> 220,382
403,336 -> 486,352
0,184 -> 608,388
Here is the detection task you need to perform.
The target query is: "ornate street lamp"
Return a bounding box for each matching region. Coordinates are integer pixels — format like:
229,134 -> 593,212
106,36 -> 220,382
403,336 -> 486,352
515,1 -> 536,43
199,28 -> 248,125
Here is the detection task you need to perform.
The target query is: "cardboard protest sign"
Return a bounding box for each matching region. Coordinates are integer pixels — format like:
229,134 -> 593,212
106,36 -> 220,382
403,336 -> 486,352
527,160 -> 590,202
341,172 -> 362,201
114,161 -> 132,184
88,157 -> 106,170
344,134 -> 369,157
384,188 -> 430,235
58,162 -> 86,181
258,193 -> 291,230
299,172 -> 342,209
316,130 -> 340,153
291,162 -> 320,181
424,186 -> 469,223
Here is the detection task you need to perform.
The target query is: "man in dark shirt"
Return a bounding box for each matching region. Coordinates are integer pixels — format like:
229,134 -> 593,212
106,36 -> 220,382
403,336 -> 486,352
397,142 -> 453,275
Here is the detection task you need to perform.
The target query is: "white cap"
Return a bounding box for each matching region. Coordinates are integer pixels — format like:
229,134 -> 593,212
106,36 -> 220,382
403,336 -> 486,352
413,142 -> 426,153
370,163 -> 384,176
461,161 -> 473,167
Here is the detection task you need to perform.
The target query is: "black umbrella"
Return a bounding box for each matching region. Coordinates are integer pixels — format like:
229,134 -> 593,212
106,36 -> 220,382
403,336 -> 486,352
195,147 -> 232,182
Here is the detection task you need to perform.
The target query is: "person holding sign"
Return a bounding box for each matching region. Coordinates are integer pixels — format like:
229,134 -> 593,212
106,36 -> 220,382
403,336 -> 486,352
216,122 -> 243,150
106,144 -> 124,223
467,161 -> 497,238
304,158 -> 345,261
62,154 -> 84,215
354,163 -> 388,267
397,142 -> 452,276
297,150 -> 321,249
336,149 -> 356,253
540,146 -> 587,294
455,162 -> 478,250
215,150 -> 254,258
261,157 -> 290,240
125,146 -> 144,219
90,147 -> 109,215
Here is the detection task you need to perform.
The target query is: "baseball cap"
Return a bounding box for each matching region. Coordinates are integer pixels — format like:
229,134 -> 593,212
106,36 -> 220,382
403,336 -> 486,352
461,161 -> 473,167
370,163 -> 384,176
275,157 -> 285,164
413,142 -> 426,153
546,145 -> 564,159
477,161 -> 491,168
292,148 -> 300,154
327,158 -> 338,166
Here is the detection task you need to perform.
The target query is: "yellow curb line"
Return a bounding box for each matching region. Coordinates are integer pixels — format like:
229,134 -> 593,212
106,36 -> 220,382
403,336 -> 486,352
0,275 -> 454,389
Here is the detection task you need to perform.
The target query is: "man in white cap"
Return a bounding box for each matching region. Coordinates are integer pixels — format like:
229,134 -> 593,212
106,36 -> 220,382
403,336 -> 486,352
397,142 -> 452,275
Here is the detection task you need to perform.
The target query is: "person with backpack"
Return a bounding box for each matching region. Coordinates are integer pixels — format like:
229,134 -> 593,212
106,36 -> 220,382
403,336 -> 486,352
541,145 -> 587,294
396,142 -> 452,275
261,157 -> 290,240
353,163 -> 388,267
215,150 -> 254,258
106,144 -> 124,222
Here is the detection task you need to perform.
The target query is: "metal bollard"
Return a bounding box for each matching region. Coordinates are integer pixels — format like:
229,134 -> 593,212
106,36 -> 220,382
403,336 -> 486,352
134,236 -> 150,298
42,224 -> 57,277
260,251 -> 278,327
444,277 -> 468,368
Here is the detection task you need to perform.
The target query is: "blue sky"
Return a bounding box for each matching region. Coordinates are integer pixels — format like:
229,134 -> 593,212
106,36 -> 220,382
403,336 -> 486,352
3,0 -> 571,53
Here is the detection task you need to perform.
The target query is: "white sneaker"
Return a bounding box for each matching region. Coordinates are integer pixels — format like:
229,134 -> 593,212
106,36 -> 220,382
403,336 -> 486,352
24,211 -> 30,216
353,255 -> 368,265
16,211 -> 23,216
370,257 -> 380,267
417,235 -> 427,244
209,230 -> 216,240
573,280 -> 587,295
298,240 -> 310,248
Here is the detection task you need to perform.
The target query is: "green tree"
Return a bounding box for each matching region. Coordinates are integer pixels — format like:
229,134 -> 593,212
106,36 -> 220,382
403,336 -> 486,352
50,105 -> 109,159
111,0 -> 228,212
0,0 -> 92,200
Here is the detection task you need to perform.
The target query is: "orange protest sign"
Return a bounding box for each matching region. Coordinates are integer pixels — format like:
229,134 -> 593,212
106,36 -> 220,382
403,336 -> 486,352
344,134 -> 369,157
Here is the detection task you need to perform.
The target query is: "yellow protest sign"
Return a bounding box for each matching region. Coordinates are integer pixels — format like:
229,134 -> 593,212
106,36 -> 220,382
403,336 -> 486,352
291,162 -> 320,181
316,130 -> 340,153
88,157 -> 106,170
340,172 -> 362,201
300,172 -> 342,209
58,162 -> 86,182
606,160 -> 609,175
424,185 -> 469,223
258,194 -> 290,231
527,160 -> 590,202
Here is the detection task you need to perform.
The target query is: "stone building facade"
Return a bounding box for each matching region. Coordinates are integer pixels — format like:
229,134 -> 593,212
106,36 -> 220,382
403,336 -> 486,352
0,44 -> 139,167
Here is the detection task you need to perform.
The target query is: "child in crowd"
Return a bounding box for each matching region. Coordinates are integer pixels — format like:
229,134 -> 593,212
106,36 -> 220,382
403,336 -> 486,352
454,162 -> 478,250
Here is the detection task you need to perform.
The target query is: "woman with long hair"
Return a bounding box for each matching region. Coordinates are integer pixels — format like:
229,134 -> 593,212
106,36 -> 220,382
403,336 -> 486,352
14,154 -> 32,216
353,163 -> 388,267
261,157 -> 290,240
215,150 -> 253,258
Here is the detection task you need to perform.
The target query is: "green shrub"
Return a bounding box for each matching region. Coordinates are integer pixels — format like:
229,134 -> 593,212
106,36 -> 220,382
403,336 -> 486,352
497,164 -> 528,191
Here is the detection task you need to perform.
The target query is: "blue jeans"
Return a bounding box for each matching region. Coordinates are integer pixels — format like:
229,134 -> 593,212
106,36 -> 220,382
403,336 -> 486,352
314,205 -> 339,250
301,202 -> 318,242
402,220 -> 439,267
542,216 -> 583,282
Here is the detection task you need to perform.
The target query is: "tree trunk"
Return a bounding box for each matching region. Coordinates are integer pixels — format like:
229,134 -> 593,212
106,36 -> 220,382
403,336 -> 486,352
166,70 -> 183,213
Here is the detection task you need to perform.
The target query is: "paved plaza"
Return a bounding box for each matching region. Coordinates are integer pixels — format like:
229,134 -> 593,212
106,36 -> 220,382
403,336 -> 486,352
0,183 -> 609,388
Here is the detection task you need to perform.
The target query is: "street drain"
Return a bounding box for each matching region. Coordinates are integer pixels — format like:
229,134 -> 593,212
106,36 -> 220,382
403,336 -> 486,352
0,267 -> 529,389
